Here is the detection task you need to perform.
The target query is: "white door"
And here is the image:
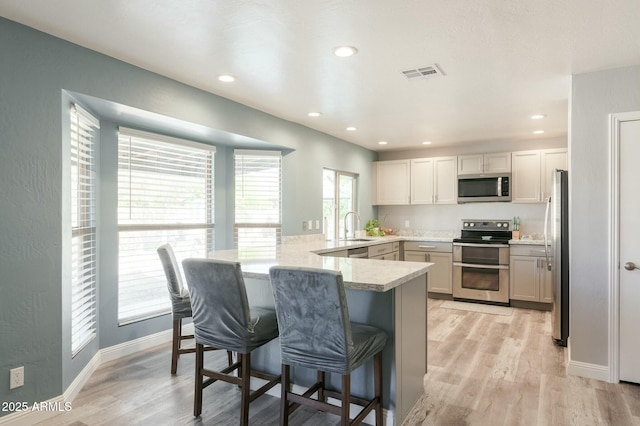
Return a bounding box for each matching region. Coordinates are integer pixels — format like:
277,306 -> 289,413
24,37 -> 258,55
619,115 -> 640,383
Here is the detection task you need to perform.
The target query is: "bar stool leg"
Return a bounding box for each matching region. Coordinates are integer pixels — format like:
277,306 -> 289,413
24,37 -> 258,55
240,353 -> 251,426
171,319 -> 181,374
341,374 -> 351,426
281,364 -> 290,426
317,371 -> 326,402
194,343 -> 204,417
374,351 -> 383,425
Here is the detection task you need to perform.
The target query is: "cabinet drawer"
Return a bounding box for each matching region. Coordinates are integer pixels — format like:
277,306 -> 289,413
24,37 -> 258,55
368,242 -> 394,257
509,245 -> 547,257
403,241 -> 452,253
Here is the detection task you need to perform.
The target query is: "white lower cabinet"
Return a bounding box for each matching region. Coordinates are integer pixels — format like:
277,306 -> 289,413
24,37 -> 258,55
509,245 -> 553,303
368,241 -> 400,260
403,241 -> 453,294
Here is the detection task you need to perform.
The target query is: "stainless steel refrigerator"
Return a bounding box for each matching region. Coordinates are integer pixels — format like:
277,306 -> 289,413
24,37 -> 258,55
545,169 -> 569,346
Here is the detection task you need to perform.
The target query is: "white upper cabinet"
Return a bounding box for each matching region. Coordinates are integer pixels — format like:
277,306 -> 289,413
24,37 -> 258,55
541,149 -> 568,201
457,152 -> 511,175
372,160 -> 410,205
512,149 -> 567,203
410,158 -> 434,204
410,156 -> 457,205
433,156 -> 457,204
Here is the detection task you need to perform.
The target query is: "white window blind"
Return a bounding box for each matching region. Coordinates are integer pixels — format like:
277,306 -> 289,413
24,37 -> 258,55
70,104 -> 99,356
117,128 -> 215,324
234,150 -> 282,258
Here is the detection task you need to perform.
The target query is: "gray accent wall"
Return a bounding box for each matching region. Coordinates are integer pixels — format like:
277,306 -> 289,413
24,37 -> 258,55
570,64 -> 640,368
0,17 -> 376,411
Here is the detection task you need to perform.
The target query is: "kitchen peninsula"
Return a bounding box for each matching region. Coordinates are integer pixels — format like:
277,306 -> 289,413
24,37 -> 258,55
206,237 -> 433,425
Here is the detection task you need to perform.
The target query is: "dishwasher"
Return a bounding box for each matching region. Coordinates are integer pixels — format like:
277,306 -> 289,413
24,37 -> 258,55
347,247 -> 368,259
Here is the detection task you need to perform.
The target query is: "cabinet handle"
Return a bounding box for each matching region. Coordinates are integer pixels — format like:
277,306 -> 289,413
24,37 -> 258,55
418,245 -> 437,249
427,253 -> 431,262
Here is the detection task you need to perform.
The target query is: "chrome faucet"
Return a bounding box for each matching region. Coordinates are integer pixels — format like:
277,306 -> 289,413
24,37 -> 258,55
343,211 -> 361,240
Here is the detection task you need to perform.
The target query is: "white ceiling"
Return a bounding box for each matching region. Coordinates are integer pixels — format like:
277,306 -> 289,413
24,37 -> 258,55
2,0 -> 639,151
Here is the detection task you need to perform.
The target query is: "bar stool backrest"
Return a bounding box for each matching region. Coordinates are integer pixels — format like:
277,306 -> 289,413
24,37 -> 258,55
269,266 -> 354,374
182,258 -> 255,352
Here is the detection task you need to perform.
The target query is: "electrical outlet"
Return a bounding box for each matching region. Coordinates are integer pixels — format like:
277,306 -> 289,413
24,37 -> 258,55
405,220 -> 410,228
315,220 -> 320,230
307,220 -> 313,230
10,366 -> 24,389
302,221 -> 308,231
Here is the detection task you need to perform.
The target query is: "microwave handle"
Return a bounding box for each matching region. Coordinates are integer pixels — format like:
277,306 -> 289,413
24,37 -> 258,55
497,177 -> 502,196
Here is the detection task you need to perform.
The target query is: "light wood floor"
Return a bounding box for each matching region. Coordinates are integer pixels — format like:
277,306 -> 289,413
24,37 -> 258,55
39,299 -> 640,426
404,299 -> 640,426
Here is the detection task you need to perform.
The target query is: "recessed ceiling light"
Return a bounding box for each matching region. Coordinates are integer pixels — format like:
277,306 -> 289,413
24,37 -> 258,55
333,46 -> 358,57
307,112 -> 321,117
422,141 -> 432,145
533,130 -> 545,134
531,114 -> 546,120
346,126 -> 357,131
217,74 -> 236,82
378,141 -> 388,145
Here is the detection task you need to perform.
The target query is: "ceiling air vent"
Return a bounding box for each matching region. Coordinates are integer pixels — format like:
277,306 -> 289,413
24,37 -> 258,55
402,64 -> 444,81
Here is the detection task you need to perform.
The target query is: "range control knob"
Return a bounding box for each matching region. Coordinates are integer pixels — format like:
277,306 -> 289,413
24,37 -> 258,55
469,223 -> 475,227
497,223 -> 502,228
503,222 -> 509,228
463,222 -> 469,227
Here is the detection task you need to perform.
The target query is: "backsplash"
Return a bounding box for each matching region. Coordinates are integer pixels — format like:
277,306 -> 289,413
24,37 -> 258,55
378,203 -> 547,238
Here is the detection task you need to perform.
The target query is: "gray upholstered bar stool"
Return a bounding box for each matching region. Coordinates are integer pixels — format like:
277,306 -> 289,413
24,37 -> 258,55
269,266 -> 388,426
182,258 -> 281,425
157,244 -> 203,374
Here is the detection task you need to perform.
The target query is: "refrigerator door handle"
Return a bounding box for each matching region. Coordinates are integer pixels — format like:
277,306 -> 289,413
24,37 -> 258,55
544,195 -> 552,271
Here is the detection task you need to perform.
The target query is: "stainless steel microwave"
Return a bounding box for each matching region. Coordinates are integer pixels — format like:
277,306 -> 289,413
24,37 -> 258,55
457,173 -> 511,203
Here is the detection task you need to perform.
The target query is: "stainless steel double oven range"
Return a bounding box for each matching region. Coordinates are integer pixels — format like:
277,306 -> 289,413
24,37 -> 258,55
453,220 -> 512,304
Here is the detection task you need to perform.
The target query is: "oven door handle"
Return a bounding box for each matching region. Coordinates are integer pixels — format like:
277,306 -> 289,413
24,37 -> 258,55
453,243 -> 509,248
453,262 -> 509,270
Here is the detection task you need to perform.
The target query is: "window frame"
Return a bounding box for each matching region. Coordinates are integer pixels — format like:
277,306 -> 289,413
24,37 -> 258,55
116,127 -> 216,325
70,103 -> 99,357
233,149 -> 282,257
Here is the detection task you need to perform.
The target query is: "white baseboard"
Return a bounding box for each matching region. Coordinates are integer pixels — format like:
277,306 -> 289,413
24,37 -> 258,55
567,360 -> 611,382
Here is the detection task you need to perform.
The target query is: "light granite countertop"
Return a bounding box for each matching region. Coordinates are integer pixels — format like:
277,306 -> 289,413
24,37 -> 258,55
207,237 -> 433,292
207,233 -> 551,292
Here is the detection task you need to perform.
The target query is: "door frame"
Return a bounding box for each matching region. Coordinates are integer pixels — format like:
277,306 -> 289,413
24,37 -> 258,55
609,110 -> 640,383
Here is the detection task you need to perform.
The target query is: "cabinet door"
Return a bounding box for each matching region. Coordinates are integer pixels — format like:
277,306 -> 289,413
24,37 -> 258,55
427,252 -> 453,294
484,152 -> 512,173
410,158 -> 434,204
509,255 -> 539,301
540,258 -> 554,303
433,156 -> 457,204
373,160 -> 410,205
404,251 -> 427,262
457,154 -> 484,175
512,151 -> 542,203
541,149 -> 567,201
